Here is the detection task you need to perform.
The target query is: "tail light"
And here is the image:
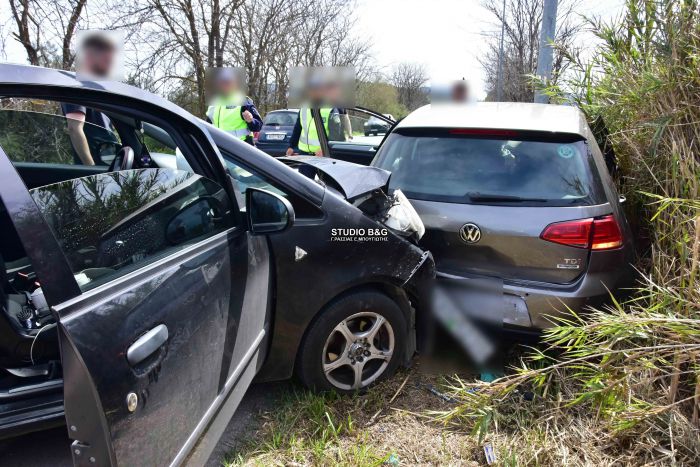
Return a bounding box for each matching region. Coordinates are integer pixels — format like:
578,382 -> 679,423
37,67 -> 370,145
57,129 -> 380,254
541,215 -> 623,250
590,215 -> 624,250
253,131 -> 260,142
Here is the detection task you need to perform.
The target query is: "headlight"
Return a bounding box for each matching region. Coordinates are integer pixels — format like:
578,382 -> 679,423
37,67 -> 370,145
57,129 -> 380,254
382,189 -> 425,240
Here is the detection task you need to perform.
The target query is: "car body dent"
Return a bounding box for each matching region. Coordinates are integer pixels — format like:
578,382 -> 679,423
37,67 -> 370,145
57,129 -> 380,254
278,156 -> 390,201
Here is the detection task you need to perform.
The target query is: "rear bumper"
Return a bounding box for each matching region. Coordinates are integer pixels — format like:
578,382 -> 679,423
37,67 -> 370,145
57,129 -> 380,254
436,250 -> 636,330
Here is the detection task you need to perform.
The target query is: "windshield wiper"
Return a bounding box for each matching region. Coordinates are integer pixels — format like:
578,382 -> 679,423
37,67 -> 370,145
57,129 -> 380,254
466,192 -> 548,203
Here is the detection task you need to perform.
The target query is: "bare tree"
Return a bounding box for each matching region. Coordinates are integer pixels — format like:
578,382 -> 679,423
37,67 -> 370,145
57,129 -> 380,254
389,62 -> 429,111
227,0 -> 373,112
480,0 -> 582,102
9,0 -> 87,67
129,0 -> 245,115
3,0 -> 376,115
229,0 -> 305,112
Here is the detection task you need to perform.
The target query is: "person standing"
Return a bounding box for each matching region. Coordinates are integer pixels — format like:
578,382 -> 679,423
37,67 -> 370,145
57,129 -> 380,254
285,105 -> 351,157
206,69 -> 263,146
62,31 -> 119,166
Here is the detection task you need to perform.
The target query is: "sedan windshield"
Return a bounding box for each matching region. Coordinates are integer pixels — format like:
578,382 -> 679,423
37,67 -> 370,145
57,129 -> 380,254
374,131 -> 604,206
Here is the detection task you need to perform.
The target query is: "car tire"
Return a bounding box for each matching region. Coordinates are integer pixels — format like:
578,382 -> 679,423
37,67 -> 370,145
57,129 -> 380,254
297,290 -> 406,394
364,131 -> 370,136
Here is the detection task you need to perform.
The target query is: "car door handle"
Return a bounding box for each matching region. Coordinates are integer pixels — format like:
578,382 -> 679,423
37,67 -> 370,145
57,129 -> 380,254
126,324 -> 169,366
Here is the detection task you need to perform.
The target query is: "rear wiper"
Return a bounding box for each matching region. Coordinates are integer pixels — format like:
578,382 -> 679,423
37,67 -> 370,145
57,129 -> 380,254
466,192 -> 548,203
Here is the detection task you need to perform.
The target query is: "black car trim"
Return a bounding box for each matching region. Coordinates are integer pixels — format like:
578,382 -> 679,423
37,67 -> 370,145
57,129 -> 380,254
60,322 -> 116,466
0,394 -> 65,440
353,106 -> 395,125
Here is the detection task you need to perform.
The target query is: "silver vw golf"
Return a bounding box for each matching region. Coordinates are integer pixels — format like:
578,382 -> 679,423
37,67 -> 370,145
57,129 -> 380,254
372,102 -> 635,330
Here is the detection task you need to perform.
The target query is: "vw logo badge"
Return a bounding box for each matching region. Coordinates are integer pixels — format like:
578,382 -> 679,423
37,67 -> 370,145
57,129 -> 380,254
459,223 -> 481,244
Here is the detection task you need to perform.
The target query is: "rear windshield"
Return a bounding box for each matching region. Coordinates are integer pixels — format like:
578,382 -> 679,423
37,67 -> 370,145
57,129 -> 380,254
374,130 -> 604,206
264,112 -> 297,126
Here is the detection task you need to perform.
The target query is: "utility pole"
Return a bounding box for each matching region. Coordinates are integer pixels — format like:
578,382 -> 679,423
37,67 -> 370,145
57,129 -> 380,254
496,0 -> 506,102
534,0 -> 558,103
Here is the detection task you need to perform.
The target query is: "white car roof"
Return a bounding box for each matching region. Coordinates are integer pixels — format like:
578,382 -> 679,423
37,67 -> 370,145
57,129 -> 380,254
396,102 -> 589,138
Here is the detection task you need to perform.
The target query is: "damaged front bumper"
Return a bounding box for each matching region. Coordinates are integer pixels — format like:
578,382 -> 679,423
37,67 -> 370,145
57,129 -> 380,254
279,156 -> 425,241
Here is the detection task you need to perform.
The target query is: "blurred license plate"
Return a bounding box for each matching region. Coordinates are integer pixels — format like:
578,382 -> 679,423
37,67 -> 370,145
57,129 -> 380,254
266,133 -> 285,141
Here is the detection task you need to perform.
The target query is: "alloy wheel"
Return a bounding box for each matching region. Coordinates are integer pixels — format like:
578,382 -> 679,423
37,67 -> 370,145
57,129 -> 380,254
321,312 -> 395,390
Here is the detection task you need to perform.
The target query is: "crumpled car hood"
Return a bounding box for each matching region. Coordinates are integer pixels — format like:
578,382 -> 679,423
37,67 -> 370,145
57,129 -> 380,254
278,156 -> 390,201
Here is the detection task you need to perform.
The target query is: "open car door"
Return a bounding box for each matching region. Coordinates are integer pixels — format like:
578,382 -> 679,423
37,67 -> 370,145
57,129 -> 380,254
314,107 -> 395,165
0,139 -> 269,466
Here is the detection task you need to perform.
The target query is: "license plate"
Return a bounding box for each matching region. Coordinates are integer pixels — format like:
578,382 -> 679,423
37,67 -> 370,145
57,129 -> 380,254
266,133 -> 285,141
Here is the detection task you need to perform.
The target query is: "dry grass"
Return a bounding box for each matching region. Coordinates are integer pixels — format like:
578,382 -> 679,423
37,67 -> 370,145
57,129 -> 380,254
223,364 -> 490,466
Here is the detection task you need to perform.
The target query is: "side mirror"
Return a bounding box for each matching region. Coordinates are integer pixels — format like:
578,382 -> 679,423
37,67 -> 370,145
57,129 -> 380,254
246,188 -> 295,234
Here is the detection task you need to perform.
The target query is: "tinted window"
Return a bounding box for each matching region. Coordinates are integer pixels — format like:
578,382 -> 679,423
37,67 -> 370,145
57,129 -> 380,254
30,169 -> 234,290
264,112 -> 297,126
374,132 -> 603,206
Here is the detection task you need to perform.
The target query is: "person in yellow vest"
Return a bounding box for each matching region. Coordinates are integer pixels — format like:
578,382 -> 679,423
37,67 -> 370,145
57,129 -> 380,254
206,69 -> 262,146
285,106 -> 349,157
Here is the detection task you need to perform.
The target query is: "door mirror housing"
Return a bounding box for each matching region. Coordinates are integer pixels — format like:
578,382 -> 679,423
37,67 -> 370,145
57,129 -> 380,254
246,187 -> 295,234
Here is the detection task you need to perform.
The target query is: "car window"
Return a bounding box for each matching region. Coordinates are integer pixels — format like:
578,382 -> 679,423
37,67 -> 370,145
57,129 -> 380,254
30,168 -> 236,291
142,122 -> 177,156
225,160 -> 287,198
264,112 -> 297,127
374,132 -> 605,206
326,109 -> 388,146
0,107 -> 120,166
223,157 -> 322,219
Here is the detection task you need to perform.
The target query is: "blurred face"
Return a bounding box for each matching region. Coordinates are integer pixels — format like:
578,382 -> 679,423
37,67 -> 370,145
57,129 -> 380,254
451,83 -> 468,103
216,77 -> 239,97
307,84 -> 325,104
323,82 -> 342,103
82,44 -> 115,77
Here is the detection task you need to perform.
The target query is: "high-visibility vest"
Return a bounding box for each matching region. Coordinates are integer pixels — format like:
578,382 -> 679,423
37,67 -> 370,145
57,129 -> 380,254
207,95 -> 251,140
298,106 -> 332,153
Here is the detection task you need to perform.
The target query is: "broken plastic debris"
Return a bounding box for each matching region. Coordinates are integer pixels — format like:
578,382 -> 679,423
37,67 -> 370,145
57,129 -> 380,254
421,383 -> 457,403
484,443 -> 496,464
